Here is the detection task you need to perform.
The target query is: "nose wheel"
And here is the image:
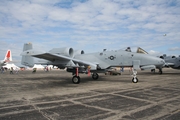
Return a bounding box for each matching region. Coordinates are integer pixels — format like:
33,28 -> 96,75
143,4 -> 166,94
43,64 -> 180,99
132,77 -> 138,83
131,69 -> 138,83
159,68 -> 163,74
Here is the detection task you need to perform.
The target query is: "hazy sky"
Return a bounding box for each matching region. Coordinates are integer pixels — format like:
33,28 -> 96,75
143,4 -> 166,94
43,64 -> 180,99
0,0 -> 180,63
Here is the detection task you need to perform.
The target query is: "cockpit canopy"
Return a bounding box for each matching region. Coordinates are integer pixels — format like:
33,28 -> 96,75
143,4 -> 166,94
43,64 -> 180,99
122,47 -> 148,54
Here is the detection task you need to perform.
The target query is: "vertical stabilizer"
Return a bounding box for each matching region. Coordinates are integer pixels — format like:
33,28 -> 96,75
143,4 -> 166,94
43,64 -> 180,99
21,43 -> 34,67
4,50 -> 12,62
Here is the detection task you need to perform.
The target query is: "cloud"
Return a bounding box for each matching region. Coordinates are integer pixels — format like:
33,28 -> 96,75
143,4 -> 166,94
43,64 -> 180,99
0,0 -> 180,61
169,47 -> 180,51
149,50 -> 162,56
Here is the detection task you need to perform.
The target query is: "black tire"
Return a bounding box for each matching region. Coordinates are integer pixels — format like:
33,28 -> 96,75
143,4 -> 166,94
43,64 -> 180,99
132,77 -> 138,83
72,76 -> 80,84
151,69 -> 155,73
92,73 -> 99,80
159,70 -> 162,74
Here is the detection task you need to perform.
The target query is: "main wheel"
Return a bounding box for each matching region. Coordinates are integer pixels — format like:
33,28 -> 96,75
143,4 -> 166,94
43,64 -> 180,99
159,69 -> 162,74
151,69 -> 155,73
132,77 -> 138,83
72,76 -> 80,84
92,73 -> 99,80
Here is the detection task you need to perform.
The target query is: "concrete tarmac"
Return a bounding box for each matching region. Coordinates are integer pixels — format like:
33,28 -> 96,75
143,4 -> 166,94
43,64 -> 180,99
0,68 -> 179,120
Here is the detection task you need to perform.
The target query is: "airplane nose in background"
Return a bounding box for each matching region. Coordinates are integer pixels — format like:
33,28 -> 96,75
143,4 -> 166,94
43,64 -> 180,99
159,59 -> 165,66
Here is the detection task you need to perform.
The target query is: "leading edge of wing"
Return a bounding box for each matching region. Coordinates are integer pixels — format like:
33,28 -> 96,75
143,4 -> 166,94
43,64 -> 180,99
33,52 -> 98,69
32,52 -> 71,61
20,49 -> 70,62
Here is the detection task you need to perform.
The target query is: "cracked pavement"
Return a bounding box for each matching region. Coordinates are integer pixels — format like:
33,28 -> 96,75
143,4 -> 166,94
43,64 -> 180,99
0,68 -> 179,120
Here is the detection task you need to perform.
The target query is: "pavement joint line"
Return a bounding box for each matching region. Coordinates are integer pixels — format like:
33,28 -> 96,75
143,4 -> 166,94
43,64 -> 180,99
68,99 -> 113,112
111,93 -> 156,104
1,94 -> 178,116
0,69 -> 180,119
27,99 -> 52,120
103,103 -> 166,120
0,109 -> 35,117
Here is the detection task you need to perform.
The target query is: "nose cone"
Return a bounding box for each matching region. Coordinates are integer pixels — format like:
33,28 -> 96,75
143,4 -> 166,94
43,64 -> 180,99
156,57 -> 165,67
144,55 -> 165,67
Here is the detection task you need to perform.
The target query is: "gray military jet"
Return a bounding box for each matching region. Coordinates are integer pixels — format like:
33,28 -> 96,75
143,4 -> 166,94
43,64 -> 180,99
160,54 -> 180,69
21,43 -> 165,84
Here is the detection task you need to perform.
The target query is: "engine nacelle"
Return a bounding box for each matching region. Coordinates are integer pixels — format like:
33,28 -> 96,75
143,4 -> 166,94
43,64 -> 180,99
159,56 -> 164,59
172,56 -> 176,58
73,50 -> 85,56
49,47 -> 74,57
160,54 -> 167,59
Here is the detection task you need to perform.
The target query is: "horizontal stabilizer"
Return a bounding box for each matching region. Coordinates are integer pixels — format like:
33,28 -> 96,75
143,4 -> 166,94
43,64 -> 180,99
20,49 -> 45,56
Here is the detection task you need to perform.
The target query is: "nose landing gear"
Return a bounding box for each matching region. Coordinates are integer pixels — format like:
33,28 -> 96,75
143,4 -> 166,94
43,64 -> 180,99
131,69 -> 138,83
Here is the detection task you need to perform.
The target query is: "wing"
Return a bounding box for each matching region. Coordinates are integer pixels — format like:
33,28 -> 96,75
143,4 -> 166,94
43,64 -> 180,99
23,51 -> 98,70
32,53 -> 71,61
34,53 -> 98,69
21,49 -> 71,62
72,58 -> 97,69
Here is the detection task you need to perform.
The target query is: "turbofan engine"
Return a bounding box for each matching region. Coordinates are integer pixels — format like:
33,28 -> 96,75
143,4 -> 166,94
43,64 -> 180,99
49,47 -> 74,57
159,56 -> 164,59
73,50 -> 85,57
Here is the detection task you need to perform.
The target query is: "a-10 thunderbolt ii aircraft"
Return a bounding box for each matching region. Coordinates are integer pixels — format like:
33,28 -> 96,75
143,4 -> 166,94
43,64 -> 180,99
21,43 -> 165,84
159,54 -> 180,69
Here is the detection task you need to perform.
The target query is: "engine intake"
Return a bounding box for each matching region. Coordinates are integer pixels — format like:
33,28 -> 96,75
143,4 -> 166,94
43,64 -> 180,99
74,50 -> 85,56
160,56 -> 164,59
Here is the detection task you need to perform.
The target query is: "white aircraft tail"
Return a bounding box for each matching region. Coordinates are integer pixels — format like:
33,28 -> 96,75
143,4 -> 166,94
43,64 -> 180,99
21,43 -> 34,67
4,50 -> 12,62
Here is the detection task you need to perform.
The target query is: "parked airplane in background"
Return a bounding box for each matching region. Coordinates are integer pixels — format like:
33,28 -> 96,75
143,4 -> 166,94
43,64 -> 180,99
0,50 -> 12,67
21,43 -> 165,84
160,54 -> 180,69
3,63 -> 20,70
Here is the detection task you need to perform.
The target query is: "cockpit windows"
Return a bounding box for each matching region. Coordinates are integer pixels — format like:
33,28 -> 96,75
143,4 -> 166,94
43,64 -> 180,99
136,47 -> 148,54
125,47 -> 131,52
124,47 -> 148,54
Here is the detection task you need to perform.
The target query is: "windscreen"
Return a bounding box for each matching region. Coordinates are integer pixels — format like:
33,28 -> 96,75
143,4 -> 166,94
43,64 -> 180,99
122,47 -> 148,54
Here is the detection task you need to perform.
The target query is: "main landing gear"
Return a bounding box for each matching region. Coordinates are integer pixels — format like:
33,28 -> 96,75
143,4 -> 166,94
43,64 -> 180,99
131,69 -> 138,83
71,67 -> 99,84
72,67 -> 140,84
72,76 -> 80,84
92,73 -> 99,80
150,68 -> 163,74
159,68 -> 163,74
72,67 -> 80,84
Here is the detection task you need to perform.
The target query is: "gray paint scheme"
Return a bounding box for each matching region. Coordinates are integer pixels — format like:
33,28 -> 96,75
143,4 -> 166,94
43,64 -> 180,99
160,54 -> 180,69
21,43 -> 165,83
